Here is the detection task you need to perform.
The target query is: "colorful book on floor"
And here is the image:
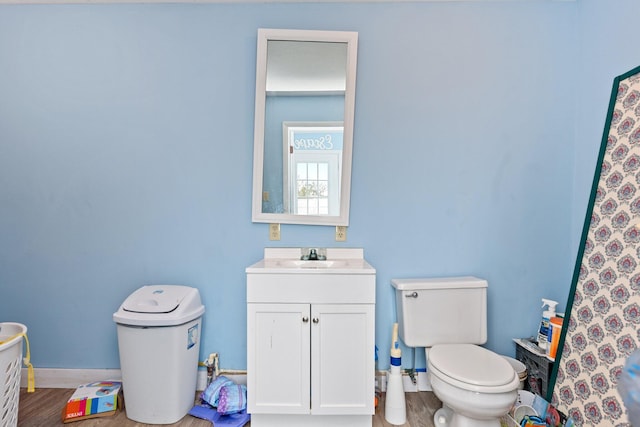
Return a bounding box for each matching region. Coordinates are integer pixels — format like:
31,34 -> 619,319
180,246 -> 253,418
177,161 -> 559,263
61,381 -> 123,423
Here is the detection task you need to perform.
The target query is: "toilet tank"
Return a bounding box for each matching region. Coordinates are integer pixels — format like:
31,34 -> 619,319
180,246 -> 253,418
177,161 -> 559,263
391,276 -> 488,347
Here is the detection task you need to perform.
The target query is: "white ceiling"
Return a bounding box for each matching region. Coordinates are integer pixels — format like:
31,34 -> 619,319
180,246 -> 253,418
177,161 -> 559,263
0,0 -> 576,4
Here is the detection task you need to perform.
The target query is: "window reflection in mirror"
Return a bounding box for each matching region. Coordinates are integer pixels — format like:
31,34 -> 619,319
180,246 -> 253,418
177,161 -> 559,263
252,29 -> 358,226
283,122 -> 343,216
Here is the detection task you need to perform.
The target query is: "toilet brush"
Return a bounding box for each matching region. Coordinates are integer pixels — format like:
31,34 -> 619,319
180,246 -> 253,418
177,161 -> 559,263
385,323 -> 406,425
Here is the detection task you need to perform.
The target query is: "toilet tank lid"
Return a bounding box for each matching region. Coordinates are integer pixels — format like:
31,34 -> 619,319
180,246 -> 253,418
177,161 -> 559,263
391,276 -> 487,290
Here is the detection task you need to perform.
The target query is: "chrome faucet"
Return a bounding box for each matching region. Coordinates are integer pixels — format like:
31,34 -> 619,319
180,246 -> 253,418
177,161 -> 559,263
301,248 -> 326,261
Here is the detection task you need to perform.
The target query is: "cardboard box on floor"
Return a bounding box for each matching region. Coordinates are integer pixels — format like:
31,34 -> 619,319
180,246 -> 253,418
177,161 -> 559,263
61,381 -> 123,423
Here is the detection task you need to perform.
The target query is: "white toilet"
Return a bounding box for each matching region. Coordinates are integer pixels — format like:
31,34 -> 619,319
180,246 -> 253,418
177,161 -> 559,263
391,277 -> 519,427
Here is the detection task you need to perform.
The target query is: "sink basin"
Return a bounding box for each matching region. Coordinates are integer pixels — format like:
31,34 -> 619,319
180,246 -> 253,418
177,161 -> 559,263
264,259 -> 347,269
286,260 -> 341,268
246,248 -> 376,274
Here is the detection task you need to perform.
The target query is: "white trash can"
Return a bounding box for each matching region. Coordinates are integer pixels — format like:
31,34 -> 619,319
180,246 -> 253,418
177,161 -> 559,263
113,285 -> 205,424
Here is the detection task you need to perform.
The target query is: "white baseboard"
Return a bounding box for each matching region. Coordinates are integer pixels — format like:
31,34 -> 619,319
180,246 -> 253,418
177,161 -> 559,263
196,369 -> 247,390
379,370 -> 431,393
23,368 -> 248,391
417,371 -> 431,391
21,368 -> 122,389
403,373 -> 418,392
27,368 -> 428,393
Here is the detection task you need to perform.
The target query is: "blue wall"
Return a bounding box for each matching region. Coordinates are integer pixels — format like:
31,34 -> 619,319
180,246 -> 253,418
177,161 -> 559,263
0,0 -> 633,372
571,0 -> 640,251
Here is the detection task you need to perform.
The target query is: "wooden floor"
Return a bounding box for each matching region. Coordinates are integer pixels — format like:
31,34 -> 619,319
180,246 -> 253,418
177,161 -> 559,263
17,388 -> 441,427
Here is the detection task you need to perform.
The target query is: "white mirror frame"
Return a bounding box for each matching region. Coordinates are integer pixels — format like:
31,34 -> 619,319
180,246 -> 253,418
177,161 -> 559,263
251,28 -> 358,226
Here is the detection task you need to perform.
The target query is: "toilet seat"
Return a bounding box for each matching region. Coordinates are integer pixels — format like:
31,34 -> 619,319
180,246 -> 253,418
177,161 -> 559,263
428,344 -> 519,394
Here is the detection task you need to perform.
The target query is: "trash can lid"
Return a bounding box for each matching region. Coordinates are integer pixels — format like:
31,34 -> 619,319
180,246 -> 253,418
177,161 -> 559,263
113,285 -> 205,326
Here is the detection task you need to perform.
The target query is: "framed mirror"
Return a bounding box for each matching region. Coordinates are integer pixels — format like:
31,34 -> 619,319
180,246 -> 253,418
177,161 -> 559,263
251,28 -> 358,226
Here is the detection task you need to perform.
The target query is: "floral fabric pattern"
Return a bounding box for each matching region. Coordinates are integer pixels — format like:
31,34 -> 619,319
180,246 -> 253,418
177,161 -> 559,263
553,70 -> 640,426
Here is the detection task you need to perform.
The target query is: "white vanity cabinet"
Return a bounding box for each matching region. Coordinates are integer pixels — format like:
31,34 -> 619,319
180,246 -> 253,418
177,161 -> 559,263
246,248 -> 375,427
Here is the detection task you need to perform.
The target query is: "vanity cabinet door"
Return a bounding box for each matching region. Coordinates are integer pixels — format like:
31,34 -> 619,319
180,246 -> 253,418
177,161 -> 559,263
247,303 -> 311,414
311,304 -> 375,415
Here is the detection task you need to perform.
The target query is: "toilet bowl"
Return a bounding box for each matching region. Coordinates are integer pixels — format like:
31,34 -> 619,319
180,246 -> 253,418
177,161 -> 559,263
427,344 -> 520,427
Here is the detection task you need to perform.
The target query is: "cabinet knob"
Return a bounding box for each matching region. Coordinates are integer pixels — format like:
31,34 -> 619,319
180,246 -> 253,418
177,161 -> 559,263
312,318 -> 319,324
302,316 -> 309,323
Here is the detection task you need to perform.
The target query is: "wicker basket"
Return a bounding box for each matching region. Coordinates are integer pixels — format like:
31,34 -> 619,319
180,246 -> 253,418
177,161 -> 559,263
0,323 -> 27,427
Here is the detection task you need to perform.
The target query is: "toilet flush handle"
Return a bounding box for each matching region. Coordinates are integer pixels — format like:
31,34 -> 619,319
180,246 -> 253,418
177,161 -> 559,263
405,292 -> 418,298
